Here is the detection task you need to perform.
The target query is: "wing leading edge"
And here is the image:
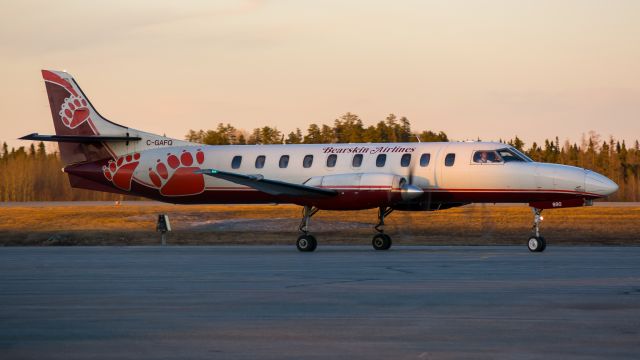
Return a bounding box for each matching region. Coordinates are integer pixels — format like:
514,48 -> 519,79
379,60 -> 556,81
195,169 -> 338,198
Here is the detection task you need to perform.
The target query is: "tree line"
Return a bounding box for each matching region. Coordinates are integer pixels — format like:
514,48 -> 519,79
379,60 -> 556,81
1,113 -> 639,201
0,142 -> 133,202
185,113 -> 449,145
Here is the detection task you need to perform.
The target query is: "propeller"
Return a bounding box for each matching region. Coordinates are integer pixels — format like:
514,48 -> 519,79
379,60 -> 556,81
396,158 -> 429,244
400,164 -> 423,202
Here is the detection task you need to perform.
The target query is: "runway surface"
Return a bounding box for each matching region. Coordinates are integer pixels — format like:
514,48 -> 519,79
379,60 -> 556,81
1,246 -> 639,359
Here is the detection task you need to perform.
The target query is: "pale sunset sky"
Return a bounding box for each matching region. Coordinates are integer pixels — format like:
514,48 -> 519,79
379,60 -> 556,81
1,0 -> 639,150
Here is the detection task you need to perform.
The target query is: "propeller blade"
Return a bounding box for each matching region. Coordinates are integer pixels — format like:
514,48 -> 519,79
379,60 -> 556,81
408,161 -> 415,185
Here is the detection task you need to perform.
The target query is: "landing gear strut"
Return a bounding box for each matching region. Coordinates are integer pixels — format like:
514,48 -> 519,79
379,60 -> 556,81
372,207 -> 393,250
528,208 -> 546,252
297,206 -> 318,252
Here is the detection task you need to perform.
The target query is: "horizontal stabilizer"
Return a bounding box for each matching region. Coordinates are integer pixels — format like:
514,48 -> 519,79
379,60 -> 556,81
196,169 -> 338,198
19,133 -> 141,143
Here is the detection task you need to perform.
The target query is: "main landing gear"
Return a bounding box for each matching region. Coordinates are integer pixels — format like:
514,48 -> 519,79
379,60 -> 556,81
295,205 -> 396,252
372,207 -> 393,251
297,206 -> 318,252
528,207 -> 546,252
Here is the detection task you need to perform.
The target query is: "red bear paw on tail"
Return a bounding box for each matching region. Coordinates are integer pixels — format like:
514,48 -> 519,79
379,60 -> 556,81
103,153 -> 141,191
59,95 -> 90,129
148,149 -> 205,196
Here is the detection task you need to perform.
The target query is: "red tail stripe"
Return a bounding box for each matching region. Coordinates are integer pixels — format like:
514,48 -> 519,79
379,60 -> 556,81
41,70 -> 78,97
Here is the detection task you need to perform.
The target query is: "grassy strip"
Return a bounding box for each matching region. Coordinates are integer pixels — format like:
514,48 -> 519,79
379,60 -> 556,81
1,204 -> 639,246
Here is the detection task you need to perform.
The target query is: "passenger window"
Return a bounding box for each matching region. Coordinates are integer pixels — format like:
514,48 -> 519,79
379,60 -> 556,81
279,155 -> 289,168
445,153 -> 456,167
231,155 -> 242,169
326,154 -> 337,168
400,153 -> 411,167
255,155 -> 265,169
420,153 -> 430,167
376,154 -> 387,167
303,155 -> 313,168
352,154 -> 363,167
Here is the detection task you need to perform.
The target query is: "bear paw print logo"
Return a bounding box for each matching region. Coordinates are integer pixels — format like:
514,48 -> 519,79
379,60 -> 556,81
149,149 -> 205,196
59,95 -> 91,129
103,153 -> 141,191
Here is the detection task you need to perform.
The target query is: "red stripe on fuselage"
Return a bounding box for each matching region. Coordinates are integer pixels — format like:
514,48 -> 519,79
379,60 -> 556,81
426,188 -> 601,197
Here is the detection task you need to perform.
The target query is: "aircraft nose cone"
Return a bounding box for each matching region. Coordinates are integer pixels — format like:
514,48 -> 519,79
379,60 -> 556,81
585,170 -> 618,197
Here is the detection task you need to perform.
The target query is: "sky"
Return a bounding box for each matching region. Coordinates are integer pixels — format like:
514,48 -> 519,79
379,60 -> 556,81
1,0 -> 639,151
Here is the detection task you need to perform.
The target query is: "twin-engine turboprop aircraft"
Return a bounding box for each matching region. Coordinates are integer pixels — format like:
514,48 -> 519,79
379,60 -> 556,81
22,70 -> 618,252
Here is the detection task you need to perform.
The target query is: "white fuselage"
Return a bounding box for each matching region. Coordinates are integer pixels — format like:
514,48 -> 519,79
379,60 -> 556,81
122,141 -> 616,205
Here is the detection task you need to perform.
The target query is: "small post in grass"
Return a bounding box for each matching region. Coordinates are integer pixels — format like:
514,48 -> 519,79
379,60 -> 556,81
156,214 -> 171,246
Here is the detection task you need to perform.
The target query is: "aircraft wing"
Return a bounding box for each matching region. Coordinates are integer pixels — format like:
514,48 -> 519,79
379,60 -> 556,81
195,169 -> 338,198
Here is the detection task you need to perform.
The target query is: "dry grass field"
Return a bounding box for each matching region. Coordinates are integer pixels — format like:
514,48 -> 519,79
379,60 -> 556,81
1,203 -> 639,246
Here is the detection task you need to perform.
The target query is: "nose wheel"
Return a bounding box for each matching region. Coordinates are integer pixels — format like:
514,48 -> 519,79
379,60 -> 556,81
528,208 -> 546,252
528,236 -> 546,252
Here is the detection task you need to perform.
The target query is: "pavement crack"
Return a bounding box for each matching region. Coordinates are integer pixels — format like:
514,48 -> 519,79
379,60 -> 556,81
384,266 -> 414,274
285,278 -> 378,289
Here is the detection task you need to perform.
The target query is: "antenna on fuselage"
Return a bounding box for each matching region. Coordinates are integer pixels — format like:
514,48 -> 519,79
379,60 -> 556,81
415,134 -> 421,143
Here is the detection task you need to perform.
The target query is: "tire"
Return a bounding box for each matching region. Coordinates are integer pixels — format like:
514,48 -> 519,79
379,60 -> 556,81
372,233 -> 392,251
308,235 -> 318,252
538,236 -> 546,252
297,234 -> 317,252
527,236 -> 545,252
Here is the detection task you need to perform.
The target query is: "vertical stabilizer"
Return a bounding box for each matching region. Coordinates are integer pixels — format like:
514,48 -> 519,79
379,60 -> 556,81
41,70 -> 188,165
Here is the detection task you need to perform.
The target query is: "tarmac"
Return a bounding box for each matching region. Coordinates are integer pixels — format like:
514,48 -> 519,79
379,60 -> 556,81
1,245 -> 639,359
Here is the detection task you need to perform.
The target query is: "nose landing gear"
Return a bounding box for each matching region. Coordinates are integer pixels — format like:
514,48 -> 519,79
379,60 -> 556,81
528,207 -> 546,252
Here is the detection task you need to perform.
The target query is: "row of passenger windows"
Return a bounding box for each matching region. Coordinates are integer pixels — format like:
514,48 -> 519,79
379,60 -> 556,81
230,153 -> 442,169
231,149 -> 529,169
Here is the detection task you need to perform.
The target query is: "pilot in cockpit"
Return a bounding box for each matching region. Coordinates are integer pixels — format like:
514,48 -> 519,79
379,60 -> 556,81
474,151 -> 496,163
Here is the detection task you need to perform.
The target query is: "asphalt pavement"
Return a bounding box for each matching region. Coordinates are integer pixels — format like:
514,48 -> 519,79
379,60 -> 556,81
1,246 -> 639,359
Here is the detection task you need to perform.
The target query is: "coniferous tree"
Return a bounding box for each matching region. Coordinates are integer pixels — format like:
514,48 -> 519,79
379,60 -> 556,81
28,144 -> 36,159
1,142 -> 8,160
304,124 -> 323,144
320,124 -> 335,143
286,128 -> 303,144
37,142 -> 46,159
334,113 -> 365,143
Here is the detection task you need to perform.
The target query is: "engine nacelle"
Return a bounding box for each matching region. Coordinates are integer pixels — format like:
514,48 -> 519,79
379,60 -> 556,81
303,173 -> 423,210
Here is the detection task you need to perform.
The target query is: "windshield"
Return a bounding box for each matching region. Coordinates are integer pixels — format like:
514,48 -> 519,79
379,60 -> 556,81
496,148 -> 532,162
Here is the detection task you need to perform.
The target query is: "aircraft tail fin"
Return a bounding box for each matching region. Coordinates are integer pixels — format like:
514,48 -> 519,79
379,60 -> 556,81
40,70 -> 184,165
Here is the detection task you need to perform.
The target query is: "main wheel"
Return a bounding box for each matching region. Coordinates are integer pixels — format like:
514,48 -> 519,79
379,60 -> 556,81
539,237 -> 546,252
527,236 -> 546,252
296,234 -> 317,252
372,233 -> 392,250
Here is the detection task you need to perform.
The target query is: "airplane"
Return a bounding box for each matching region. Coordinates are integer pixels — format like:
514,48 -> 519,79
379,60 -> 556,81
21,70 -> 619,252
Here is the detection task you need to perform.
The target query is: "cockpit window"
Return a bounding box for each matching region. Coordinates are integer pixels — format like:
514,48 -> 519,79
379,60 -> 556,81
473,150 -> 502,164
496,148 -> 532,162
